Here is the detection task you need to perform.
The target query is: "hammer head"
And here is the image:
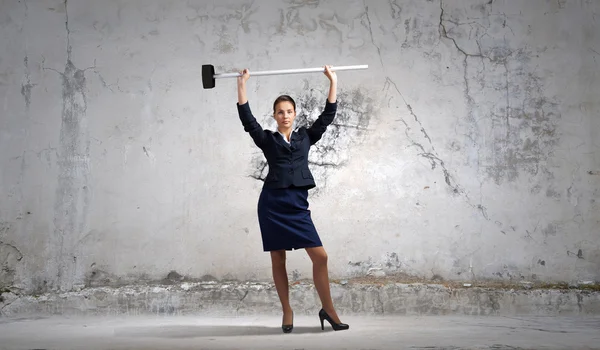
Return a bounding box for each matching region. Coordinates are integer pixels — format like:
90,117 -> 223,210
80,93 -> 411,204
202,64 -> 215,89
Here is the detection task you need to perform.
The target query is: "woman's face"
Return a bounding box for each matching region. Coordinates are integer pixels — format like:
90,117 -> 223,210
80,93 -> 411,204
273,101 -> 296,129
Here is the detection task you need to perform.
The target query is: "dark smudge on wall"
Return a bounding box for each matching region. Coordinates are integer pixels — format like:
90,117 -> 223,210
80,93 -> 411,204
248,86 -> 376,195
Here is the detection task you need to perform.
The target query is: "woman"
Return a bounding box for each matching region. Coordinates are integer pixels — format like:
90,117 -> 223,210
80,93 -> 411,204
236,65 -> 349,333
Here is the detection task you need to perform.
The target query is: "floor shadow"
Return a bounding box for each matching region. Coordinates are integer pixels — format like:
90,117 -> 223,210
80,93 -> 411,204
115,325 -> 333,338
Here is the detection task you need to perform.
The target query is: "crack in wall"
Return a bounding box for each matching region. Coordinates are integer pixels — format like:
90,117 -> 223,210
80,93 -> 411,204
439,0 -> 484,58
363,2 -> 384,67
94,70 -> 124,93
239,290 -> 249,301
64,0 -> 71,57
384,77 -> 490,221
388,0 -> 402,20
434,0 -> 564,236
0,242 -> 23,259
438,2 -> 493,222
438,1 -> 517,66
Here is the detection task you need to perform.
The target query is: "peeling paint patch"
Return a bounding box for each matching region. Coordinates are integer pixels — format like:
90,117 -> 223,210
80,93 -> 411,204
52,56 -> 92,290
0,223 -> 11,238
567,249 -> 584,259
496,264 -> 526,281
545,187 -> 561,200
347,252 -> 410,277
21,56 -> 35,108
389,0 -> 403,19
542,223 -> 557,237
485,93 -> 561,185
48,0 -> 92,291
383,252 -> 403,272
0,242 -> 23,288
142,146 -> 156,164
439,2 -> 561,187
275,1 -> 320,35
213,24 -> 237,53
86,267 -> 117,288
210,1 -> 260,54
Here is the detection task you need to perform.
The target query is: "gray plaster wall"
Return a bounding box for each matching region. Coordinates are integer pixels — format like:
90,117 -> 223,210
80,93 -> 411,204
0,0 -> 598,294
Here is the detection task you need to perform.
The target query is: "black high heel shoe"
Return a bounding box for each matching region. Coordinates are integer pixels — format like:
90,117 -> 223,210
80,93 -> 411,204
282,312 -> 293,333
319,309 -> 349,331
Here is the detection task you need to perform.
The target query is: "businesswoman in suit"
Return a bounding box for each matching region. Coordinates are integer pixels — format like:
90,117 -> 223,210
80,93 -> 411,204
236,66 -> 348,333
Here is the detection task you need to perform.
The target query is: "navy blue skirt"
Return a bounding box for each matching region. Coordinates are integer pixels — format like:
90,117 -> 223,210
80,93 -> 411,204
257,186 -> 322,251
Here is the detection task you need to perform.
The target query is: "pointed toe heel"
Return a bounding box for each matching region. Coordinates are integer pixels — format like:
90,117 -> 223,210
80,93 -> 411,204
318,309 -> 349,331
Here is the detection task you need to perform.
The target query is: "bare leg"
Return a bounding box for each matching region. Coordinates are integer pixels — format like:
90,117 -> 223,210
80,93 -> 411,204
270,250 -> 293,325
305,246 -> 342,323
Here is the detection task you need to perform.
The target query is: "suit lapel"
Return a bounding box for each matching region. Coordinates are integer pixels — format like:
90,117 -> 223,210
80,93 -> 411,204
274,131 -> 291,150
275,130 -> 305,150
291,130 -> 305,142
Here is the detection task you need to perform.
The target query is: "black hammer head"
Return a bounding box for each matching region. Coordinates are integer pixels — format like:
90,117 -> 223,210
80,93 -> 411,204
202,64 -> 215,89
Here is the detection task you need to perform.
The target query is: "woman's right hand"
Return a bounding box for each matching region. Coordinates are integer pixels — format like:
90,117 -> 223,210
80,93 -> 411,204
237,69 -> 250,104
323,65 -> 337,83
238,68 -> 250,85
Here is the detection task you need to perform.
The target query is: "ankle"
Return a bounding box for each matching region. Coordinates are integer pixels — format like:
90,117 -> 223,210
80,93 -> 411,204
321,306 -> 335,314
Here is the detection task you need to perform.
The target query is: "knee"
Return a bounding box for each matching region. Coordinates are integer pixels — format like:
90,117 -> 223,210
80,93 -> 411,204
312,251 -> 328,266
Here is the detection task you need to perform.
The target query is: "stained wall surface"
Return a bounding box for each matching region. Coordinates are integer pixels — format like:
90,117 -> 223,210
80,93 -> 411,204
0,0 -> 598,293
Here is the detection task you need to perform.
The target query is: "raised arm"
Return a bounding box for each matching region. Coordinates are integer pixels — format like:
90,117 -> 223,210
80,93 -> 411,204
326,65 -> 337,103
237,69 -> 267,148
307,65 -> 338,145
237,69 -> 249,105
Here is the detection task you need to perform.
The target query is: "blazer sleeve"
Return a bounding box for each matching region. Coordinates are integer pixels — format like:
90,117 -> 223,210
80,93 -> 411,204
237,101 -> 267,148
306,100 -> 337,145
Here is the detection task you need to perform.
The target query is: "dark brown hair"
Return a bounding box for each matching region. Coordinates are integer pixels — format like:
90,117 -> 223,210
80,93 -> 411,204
273,95 -> 296,113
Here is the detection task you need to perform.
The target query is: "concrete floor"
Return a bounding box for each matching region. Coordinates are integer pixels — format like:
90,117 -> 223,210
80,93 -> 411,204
0,314 -> 599,349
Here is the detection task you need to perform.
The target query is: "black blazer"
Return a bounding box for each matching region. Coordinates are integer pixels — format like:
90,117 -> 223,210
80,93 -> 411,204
237,100 -> 337,189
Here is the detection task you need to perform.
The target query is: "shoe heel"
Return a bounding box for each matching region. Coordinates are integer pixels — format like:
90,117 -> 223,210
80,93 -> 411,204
320,316 -> 324,330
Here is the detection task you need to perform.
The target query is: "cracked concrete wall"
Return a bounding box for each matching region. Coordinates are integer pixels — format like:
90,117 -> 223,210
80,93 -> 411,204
0,0 -> 598,294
